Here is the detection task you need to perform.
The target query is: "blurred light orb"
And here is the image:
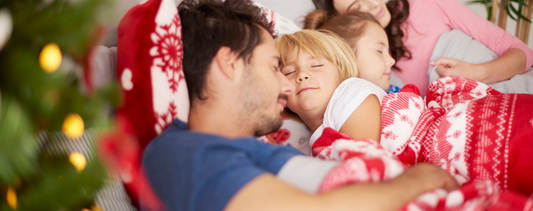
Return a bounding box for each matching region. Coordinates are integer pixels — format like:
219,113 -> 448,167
39,43 -> 62,73
0,8 -> 12,51
69,152 -> 87,172
91,205 -> 103,211
81,205 -> 102,211
62,113 -> 85,139
7,187 -> 17,210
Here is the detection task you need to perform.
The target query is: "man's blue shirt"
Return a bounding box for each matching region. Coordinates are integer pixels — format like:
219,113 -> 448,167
142,120 -> 303,211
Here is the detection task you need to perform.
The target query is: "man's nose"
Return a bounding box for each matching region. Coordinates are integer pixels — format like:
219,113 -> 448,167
280,73 -> 295,94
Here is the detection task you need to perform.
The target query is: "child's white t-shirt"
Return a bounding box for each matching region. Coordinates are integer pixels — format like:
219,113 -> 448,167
309,78 -> 387,145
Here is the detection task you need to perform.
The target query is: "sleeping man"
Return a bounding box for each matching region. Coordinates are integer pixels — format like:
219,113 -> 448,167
141,0 -> 458,210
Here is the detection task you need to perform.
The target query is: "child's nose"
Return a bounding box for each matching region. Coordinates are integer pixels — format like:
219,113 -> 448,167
386,54 -> 396,67
298,76 -> 309,81
297,71 -> 311,82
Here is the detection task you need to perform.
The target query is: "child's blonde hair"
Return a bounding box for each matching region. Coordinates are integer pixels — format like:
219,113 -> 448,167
276,29 -> 359,81
276,29 -> 359,124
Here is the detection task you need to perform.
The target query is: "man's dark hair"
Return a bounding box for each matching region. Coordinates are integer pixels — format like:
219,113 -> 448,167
178,0 -> 273,102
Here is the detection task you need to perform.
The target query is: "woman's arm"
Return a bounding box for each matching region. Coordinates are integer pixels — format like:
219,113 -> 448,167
432,48 -> 526,83
431,0 -> 533,82
338,94 -> 381,142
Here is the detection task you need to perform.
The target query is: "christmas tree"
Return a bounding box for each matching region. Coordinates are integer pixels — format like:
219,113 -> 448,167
0,0 -> 118,210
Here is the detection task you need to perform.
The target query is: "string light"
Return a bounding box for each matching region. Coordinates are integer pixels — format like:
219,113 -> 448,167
39,43 -> 62,73
82,205 -> 103,211
62,113 -> 84,140
0,8 -> 12,51
69,152 -> 86,173
7,187 -> 17,210
91,205 -> 103,211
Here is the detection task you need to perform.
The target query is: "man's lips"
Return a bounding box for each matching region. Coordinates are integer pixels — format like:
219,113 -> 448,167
297,87 -> 317,95
278,99 -> 287,108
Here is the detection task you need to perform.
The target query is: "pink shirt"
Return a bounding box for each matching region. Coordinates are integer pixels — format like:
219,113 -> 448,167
394,0 -> 533,95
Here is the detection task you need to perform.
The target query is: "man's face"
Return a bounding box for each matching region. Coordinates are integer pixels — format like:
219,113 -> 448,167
238,28 -> 295,136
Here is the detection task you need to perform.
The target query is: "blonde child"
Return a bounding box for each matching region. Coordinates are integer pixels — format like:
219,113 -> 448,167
277,29 -> 385,143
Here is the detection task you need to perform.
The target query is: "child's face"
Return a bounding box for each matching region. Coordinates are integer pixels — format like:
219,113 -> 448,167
281,50 -> 341,116
353,22 -> 395,91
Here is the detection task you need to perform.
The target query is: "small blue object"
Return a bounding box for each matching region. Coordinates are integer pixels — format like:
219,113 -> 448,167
387,85 -> 401,94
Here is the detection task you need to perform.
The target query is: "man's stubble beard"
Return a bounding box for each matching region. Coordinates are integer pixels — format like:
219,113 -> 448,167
238,65 -> 283,137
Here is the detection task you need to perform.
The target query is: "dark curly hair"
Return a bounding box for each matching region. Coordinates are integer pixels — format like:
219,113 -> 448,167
311,0 -> 411,71
178,0 -> 273,102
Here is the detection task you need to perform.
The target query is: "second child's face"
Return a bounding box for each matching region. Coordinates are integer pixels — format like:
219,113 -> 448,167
354,22 -> 395,91
281,50 -> 341,116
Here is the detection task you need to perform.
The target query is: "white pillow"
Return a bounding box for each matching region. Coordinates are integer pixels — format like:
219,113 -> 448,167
253,0 -> 315,28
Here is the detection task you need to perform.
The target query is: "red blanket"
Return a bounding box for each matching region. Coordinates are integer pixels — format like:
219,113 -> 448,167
313,77 -> 533,210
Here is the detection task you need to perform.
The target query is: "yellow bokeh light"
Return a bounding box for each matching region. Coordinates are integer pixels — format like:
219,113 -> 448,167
91,205 -> 103,211
69,152 -> 87,173
7,187 -> 17,210
62,113 -> 84,140
39,43 -> 62,73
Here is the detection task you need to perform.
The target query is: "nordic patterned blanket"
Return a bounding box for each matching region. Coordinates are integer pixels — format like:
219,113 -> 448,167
312,77 -> 533,210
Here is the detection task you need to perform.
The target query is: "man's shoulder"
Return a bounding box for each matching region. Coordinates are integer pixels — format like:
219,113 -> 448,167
143,119 -> 264,157
145,120 -> 227,154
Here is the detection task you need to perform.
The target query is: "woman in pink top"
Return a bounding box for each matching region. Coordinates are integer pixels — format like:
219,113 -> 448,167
313,0 -> 533,95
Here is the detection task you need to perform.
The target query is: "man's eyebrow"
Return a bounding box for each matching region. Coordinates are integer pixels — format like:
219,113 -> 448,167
347,0 -> 357,12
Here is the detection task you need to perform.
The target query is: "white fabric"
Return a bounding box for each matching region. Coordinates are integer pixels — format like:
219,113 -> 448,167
277,155 -> 339,193
252,0 -> 315,28
428,29 -> 533,94
253,2 -> 302,36
281,119 -> 312,155
310,78 -> 387,145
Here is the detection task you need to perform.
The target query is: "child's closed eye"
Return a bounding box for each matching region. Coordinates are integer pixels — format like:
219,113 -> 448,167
284,71 -> 295,76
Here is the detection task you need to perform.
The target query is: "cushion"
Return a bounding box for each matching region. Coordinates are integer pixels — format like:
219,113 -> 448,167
258,116 -> 312,155
114,0 -> 188,208
117,0 -> 189,149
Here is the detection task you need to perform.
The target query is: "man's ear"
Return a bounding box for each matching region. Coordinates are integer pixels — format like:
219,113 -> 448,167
214,46 -> 242,80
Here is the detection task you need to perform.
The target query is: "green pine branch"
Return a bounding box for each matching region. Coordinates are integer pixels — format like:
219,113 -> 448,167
0,0 -> 118,210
